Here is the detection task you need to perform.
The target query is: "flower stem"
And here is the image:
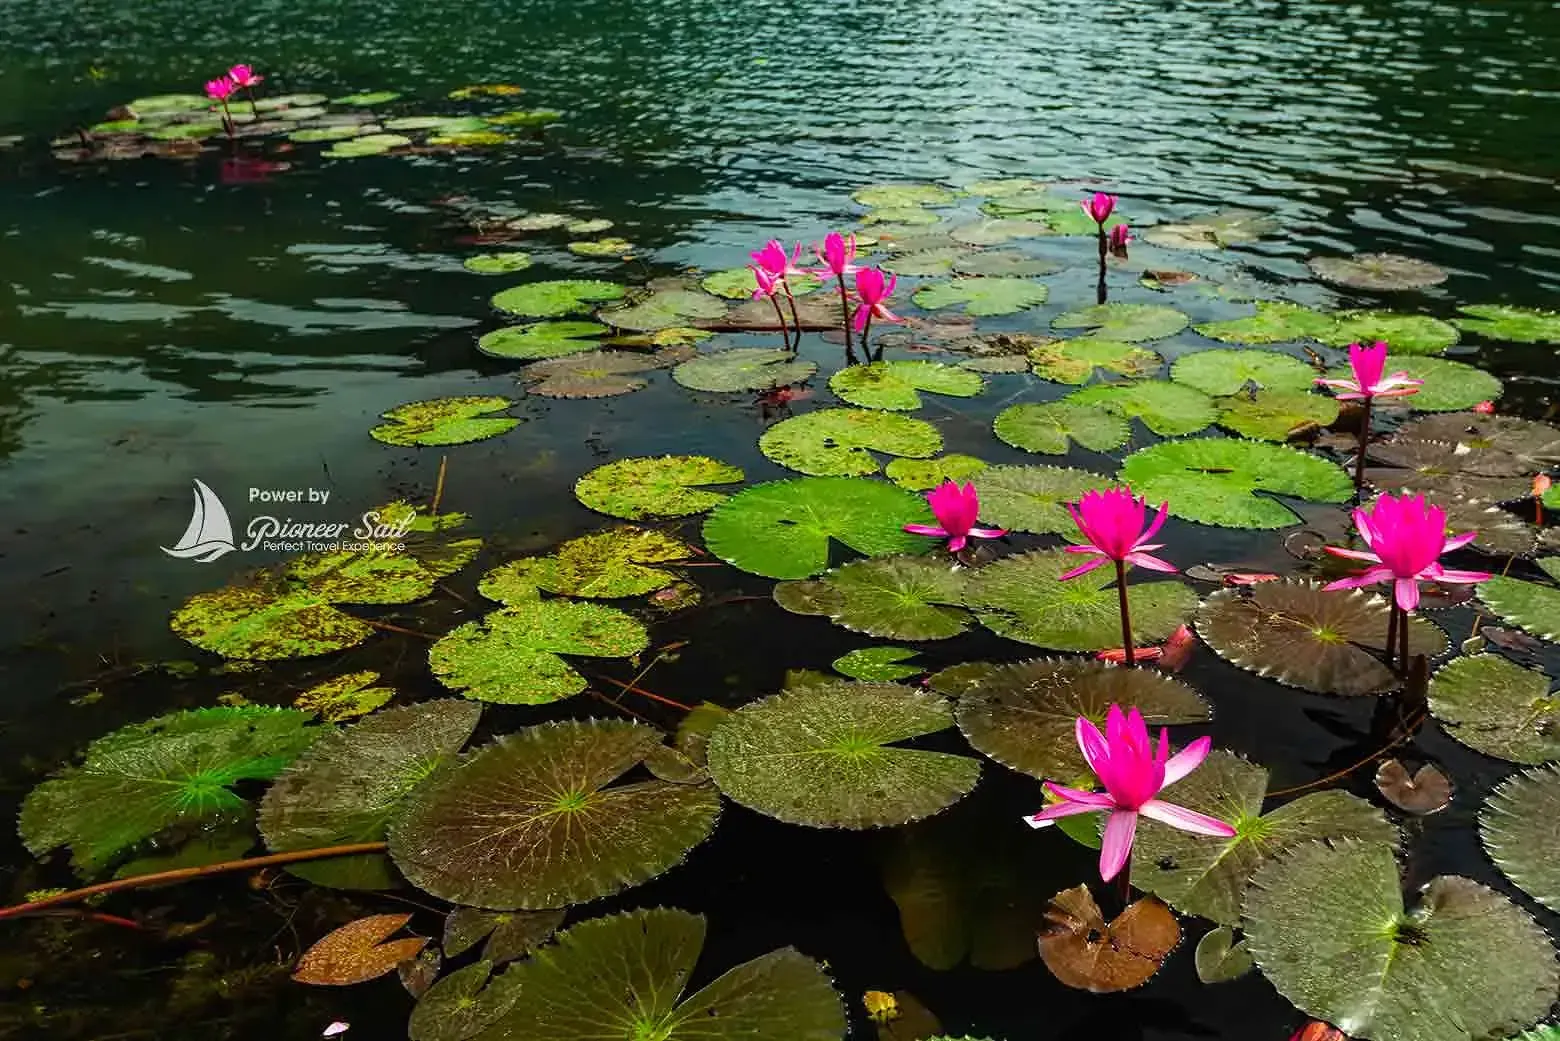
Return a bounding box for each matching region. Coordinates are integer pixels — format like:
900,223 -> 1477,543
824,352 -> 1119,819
220,99 -> 234,139
860,313 -> 874,361
1096,231 -> 1109,306
781,281 -> 803,346
1117,859 -> 1133,909
1354,397 -> 1373,494
245,86 -> 259,120
768,295 -> 791,351
835,275 -> 853,355
1116,559 -> 1134,666
1399,606 -> 1412,678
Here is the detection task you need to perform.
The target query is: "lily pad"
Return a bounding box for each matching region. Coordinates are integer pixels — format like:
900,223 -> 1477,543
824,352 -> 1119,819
1308,252 -> 1448,291
599,288 -> 726,332
1194,302 -> 1338,345
773,555 -> 972,640
936,658 -> 1208,783
566,464 -> 744,532
520,350 -> 668,398
1132,751 -> 1396,926
289,124 -> 378,143
705,678 -> 980,829
1324,356 -> 1501,413
1481,764 -> 1560,912
369,396 -> 517,447
1316,310 -> 1460,355
1427,654 -> 1560,764
1171,348 -> 1317,396
333,91 -> 401,106
478,908 -> 845,1041
854,183 -> 957,208
1365,440 -> 1533,502
19,707 -> 319,875
1028,338 -> 1162,385
1454,304 -> 1560,344
464,252 -> 533,275
971,464 -> 1114,535
1196,582 -> 1446,695
1396,412 -> 1560,469
294,914 -> 428,986
506,212 -> 572,231
258,701 -> 480,889
673,347 -> 818,393
1243,839 -> 1557,1041
1038,887 -> 1179,992
294,670 -> 396,722
1066,381 -> 1217,436
442,908 -> 565,964
281,543 -> 470,606
881,247 -> 970,276
127,94 -> 211,114
491,280 -> 626,318
171,575 -> 374,660
699,266 -> 821,299
1143,210 -> 1278,250
1052,303 -> 1189,342
478,527 -> 692,601
884,454 -> 989,491
428,599 -> 648,705
912,277 -> 1050,317
703,477 -> 931,579
949,219 -> 1051,245
408,960 -> 525,1041
388,720 -> 720,908
1195,926 -> 1255,983
829,360 -> 984,411
477,320 -> 607,360
1374,760 -> 1452,815
833,646 -> 923,682
1478,574 -> 1560,642
966,548 -> 1198,651
759,407 -> 941,477
992,401 -> 1130,455
953,251 -> 1061,277
1119,438 -> 1354,528
1218,389 -> 1341,441
324,133 -> 413,157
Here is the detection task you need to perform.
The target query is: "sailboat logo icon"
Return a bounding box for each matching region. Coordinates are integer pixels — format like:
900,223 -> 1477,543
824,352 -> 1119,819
163,479 -> 239,562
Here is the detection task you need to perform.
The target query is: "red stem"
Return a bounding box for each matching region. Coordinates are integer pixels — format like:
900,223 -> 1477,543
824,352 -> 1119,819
1354,397 -> 1373,494
768,295 -> 791,350
1116,559 -> 1134,666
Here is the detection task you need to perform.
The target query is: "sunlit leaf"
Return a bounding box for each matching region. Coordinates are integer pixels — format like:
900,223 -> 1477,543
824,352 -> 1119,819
1427,653 -> 1560,764
574,455 -> 744,520
759,408 -> 942,477
992,401 -> 1130,455
294,914 -> 428,986
1119,438 -> 1354,528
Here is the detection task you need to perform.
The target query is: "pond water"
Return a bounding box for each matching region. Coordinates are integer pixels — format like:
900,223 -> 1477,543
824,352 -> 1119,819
3,0 -> 1560,1038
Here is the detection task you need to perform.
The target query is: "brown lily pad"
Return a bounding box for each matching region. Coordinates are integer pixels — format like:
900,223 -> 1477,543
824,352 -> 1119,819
1037,885 -> 1180,992
1374,759 -> 1452,814
293,913 -> 429,986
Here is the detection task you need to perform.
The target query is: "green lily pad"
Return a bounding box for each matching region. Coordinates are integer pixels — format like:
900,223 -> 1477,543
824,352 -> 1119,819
332,91 -> 401,106
478,527 -> 692,601
1119,438 -> 1354,528
912,277 -> 1049,317
171,575 -> 375,661
288,124 -> 377,143
1243,839 -> 1556,1041
703,476 -> 931,580
953,251 -> 1061,277
1196,581 -> 1445,695
992,402 -> 1130,455
281,540 -> 477,606
833,646 -> 923,682
254,94 -> 330,111
476,320 -> 607,360
1066,381 -> 1217,437
388,720 -> 720,908
1195,926 -> 1255,984
324,132 -> 413,157
464,252 -> 533,275
1324,356 -> 1501,412
1308,252 -> 1448,291
1143,210 -> 1279,250
773,556 -> 972,640
1454,304 -> 1560,344
1132,752 -> 1396,926
433,131 -> 513,148
948,219 -> 1051,245
599,288 -> 726,332
574,455 -> 744,520
1428,655 -> 1560,764
442,908 -> 565,964
566,237 -> 633,258
884,454 -> 989,491
705,678 -> 980,829
506,213 -> 572,231
699,267 -> 821,299
1052,303 -> 1189,341
829,360 -> 984,411
854,183 -> 957,208
966,548 -> 1198,651
1028,338 -> 1162,385
883,247 -> 974,276
370,396 -> 518,446
759,407 -> 942,477
1316,310 -> 1461,355
1217,389 -> 1341,441
1170,348 -> 1317,396
294,670 -> 396,722
491,280 -> 626,318
428,599 -> 648,705
971,464 -> 1114,535
258,701 -> 480,890
966,177 -> 1046,196
408,960 -> 525,1041
932,658 -> 1208,783
19,707 -> 319,875
1482,764 -> 1560,912
864,206 -> 941,226
1040,206 -> 1130,237
477,908 -> 845,1041
1478,574 -> 1560,642
672,347 -> 817,392
1194,302 -> 1339,345
144,122 -> 224,141
127,94 -> 211,114
518,349 -> 662,398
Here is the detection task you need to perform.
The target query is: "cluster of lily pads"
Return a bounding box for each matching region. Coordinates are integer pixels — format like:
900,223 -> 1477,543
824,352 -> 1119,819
13,174 -> 1560,1041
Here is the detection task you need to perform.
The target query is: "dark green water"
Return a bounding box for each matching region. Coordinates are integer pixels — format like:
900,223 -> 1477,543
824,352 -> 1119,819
2,1 -> 1560,1038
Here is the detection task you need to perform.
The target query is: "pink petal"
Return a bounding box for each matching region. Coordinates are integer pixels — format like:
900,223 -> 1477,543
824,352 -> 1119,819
1161,735 -> 1211,787
968,526 -> 1007,539
1324,546 -> 1383,563
1044,781 -> 1116,808
946,534 -> 968,553
1441,531 -> 1478,553
1139,799 -> 1237,837
1434,568 -> 1493,585
1395,577 -> 1421,612
1099,810 -> 1138,882
1323,567 -> 1394,591
852,303 -> 870,332
1137,500 -> 1169,544
1023,802 -> 1103,828
903,523 -> 949,537
1124,551 -> 1178,573
1075,718 -> 1111,777
1059,556 -> 1110,580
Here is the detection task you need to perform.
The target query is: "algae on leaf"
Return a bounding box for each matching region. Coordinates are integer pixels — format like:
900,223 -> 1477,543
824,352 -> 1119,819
171,573 -> 375,660
478,527 -> 691,602
574,455 -> 744,520
370,396 -> 519,447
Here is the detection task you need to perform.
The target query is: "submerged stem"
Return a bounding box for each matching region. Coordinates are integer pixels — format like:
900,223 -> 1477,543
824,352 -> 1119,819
1116,559 -> 1134,666
1096,231 -> 1109,306
1354,397 -> 1373,493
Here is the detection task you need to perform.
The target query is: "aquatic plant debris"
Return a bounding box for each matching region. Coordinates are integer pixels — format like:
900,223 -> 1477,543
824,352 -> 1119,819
1038,886 -> 1179,992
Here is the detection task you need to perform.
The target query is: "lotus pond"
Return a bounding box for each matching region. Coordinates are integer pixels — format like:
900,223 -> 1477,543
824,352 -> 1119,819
4,2 -> 1560,1040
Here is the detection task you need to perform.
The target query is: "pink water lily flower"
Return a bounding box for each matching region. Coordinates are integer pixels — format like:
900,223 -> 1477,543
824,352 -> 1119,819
1315,341 -> 1423,401
852,267 -> 901,332
903,480 -> 1005,552
227,64 -> 263,89
750,239 -> 807,281
811,231 -> 860,279
1024,705 -> 1236,882
1108,223 -> 1132,253
750,264 -> 782,299
1323,493 -> 1491,611
205,76 -> 236,101
1081,191 -> 1118,225
1061,488 -> 1176,580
